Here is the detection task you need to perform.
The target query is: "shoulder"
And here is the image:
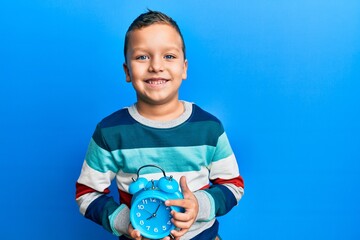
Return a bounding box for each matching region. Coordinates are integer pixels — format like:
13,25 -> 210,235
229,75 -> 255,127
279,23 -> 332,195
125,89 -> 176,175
190,104 -> 222,125
91,107 -> 137,150
97,107 -> 136,129
186,103 -> 225,138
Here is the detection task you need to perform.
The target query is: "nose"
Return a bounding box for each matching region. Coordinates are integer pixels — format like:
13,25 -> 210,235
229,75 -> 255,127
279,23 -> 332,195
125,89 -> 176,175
148,56 -> 164,72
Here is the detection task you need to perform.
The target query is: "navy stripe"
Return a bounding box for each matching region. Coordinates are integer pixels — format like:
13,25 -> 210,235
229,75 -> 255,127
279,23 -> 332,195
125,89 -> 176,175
100,108 -> 137,128
92,124 -> 110,151
204,185 -> 237,216
85,195 -> 119,233
189,105 -> 221,124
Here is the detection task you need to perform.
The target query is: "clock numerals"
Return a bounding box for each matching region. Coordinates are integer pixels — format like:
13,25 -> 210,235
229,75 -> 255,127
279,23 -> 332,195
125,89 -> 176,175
142,226 -> 168,232
133,197 -> 174,237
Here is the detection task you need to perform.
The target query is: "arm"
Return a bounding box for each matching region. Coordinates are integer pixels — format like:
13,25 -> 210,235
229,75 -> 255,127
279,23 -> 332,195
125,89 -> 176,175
195,132 -> 244,221
75,125 -> 130,236
165,131 -> 244,239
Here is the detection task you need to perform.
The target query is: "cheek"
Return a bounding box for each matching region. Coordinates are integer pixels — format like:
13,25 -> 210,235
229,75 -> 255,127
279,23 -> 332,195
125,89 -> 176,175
170,64 -> 186,75
130,63 -> 148,78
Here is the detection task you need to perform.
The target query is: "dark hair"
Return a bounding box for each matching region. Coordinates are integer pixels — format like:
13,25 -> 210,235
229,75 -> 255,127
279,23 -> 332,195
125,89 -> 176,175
124,10 -> 186,62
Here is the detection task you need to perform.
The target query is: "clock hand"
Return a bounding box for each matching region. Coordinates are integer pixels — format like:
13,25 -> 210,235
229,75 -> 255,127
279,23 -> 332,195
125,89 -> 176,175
146,204 -> 161,220
153,203 -> 161,214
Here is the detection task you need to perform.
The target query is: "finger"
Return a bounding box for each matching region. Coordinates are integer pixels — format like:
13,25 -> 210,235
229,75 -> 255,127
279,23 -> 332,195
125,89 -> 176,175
179,176 -> 191,196
171,217 -> 194,229
166,199 -> 188,208
130,230 -> 142,240
167,199 -> 197,213
171,210 -> 193,222
128,223 -> 143,239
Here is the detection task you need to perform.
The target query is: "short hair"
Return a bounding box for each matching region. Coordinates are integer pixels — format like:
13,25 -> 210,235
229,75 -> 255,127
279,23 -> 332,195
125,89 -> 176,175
124,10 -> 186,62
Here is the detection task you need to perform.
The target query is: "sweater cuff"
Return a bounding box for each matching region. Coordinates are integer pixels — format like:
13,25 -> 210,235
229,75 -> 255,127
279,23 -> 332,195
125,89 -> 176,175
194,190 -> 215,222
108,204 -> 130,236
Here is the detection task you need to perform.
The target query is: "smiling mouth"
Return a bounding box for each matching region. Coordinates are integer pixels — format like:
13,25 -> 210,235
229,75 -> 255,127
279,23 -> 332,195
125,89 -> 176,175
145,78 -> 169,85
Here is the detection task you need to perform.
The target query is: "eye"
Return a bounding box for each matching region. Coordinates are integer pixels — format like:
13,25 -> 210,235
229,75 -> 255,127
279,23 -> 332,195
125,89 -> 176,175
136,55 -> 149,60
164,55 -> 175,60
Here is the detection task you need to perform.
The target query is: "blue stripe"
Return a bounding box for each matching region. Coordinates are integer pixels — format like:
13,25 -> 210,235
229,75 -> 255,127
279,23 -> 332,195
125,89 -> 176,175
111,145 -> 216,174
100,108 -> 137,128
97,120 -> 223,150
85,138 -> 119,173
213,132 -> 233,162
189,105 -> 221,124
86,140 -> 217,175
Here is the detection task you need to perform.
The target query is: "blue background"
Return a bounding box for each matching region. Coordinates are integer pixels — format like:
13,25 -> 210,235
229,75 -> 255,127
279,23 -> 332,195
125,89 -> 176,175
1,1 -> 359,239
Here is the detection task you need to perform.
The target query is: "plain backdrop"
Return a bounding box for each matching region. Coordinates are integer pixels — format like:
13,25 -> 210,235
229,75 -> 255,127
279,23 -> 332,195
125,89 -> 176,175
1,1 -> 359,239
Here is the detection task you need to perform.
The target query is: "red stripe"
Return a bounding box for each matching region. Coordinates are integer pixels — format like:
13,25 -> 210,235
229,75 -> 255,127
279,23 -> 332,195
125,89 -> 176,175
211,176 -> 244,188
118,189 -> 132,208
199,183 -> 211,190
75,182 -> 110,199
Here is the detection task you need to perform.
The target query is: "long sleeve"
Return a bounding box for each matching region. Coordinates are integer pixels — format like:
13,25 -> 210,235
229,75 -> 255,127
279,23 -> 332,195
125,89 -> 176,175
75,124 -> 130,236
194,131 -> 244,222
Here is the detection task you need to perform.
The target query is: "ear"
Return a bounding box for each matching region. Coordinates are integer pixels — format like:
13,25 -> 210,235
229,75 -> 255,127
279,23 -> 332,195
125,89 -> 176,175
123,63 -> 131,82
182,59 -> 188,80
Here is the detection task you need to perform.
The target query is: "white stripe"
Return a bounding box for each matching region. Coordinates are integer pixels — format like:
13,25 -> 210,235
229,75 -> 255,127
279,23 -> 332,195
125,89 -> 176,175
77,161 -> 116,192
223,183 -> 244,202
209,153 -> 239,180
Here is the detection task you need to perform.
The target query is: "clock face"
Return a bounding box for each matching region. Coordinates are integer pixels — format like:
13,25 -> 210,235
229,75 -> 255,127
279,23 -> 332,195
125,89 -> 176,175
131,196 -> 174,239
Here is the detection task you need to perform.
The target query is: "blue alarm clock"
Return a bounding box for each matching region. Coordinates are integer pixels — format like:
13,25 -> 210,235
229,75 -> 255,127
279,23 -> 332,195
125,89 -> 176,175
129,165 -> 184,239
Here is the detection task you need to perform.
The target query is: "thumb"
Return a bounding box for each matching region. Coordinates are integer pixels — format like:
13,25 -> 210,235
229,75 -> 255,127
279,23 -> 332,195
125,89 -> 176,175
179,176 -> 191,197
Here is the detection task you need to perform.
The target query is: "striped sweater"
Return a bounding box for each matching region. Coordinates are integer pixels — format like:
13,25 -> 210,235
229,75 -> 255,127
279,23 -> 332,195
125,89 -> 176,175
76,101 -> 244,239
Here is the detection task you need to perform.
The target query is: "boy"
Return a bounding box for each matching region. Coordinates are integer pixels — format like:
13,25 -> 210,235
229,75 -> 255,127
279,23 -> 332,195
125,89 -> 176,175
76,10 -> 244,240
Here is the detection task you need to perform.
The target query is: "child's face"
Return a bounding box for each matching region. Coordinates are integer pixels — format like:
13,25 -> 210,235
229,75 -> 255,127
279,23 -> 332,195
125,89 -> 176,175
123,23 -> 188,106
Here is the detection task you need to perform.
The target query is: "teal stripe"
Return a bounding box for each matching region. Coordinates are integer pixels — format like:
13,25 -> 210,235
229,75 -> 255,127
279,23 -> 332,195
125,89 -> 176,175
86,133 -> 231,174
213,133 -> 233,162
205,187 -> 226,216
85,138 -> 119,173
99,120 -> 223,151
111,145 -> 216,174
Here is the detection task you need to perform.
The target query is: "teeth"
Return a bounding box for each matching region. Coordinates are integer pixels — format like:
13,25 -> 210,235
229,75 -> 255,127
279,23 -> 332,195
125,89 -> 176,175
147,80 -> 167,85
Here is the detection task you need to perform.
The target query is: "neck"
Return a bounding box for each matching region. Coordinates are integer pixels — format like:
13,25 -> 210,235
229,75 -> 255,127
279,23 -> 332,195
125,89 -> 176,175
135,100 -> 184,121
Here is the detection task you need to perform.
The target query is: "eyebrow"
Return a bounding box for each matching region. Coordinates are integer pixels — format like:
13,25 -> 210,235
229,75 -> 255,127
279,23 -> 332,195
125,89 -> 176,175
130,46 -> 182,53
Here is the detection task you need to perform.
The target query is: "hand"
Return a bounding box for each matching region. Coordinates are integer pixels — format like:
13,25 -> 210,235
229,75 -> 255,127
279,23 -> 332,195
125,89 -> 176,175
128,223 -> 144,240
165,176 -> 199,239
